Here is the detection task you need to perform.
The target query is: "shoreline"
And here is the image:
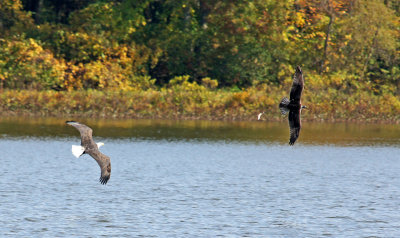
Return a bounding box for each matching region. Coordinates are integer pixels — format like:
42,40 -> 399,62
1,110 -> 399,125
1,89 -> 400,124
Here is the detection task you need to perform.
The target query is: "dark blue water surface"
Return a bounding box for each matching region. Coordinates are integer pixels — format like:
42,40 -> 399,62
1,118 -> 400,237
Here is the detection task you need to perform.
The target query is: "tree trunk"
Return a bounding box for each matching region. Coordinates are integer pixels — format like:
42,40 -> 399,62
320,14 -> 334,73
198,0 -> 210,29
361,29 -> 379,79
23,0 -> 42,24
34,0 -> 43,24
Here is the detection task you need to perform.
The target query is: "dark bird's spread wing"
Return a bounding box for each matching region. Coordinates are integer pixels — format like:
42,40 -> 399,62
288,107 -> 301,145
289,66 -> 304,103
66,121 -> 111,185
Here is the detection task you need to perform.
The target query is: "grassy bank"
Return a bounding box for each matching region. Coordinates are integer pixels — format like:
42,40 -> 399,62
2,79 -> 400,122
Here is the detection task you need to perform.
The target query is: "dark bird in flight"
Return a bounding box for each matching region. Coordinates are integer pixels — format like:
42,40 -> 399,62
279,66 -> 307,145
66,121 -> 111,184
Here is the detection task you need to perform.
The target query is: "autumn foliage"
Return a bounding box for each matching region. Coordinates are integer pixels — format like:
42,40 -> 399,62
0,0 -> 399,121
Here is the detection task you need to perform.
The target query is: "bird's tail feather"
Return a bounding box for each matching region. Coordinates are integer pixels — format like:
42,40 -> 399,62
279,97 -> 290,115
72,145 -> 85,158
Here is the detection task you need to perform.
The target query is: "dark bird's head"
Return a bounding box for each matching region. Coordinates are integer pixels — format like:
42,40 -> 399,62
296,66 -> 302,74
301,105 -> 307,109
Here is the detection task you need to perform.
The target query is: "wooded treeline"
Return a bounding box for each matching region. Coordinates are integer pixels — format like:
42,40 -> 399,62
0,0 -> 399,93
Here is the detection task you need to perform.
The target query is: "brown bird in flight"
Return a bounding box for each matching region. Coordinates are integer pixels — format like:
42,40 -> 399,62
279,66 -> 307,145
66,121 -> 111,184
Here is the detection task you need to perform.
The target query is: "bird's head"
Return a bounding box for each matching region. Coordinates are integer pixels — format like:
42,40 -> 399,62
301,105 -> 307,109
296,65 -> 302,74
97,142 -> 105,148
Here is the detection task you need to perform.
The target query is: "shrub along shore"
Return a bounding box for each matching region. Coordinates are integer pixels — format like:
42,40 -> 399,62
2,76 -> 400,123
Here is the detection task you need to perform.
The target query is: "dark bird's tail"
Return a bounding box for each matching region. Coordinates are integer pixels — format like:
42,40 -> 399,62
279,97 -> 290,115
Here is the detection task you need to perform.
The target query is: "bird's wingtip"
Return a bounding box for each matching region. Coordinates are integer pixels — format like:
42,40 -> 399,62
99,175 -> 110,185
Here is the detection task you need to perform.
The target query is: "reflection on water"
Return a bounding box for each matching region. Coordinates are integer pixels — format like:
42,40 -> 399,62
1,116 -> 400,146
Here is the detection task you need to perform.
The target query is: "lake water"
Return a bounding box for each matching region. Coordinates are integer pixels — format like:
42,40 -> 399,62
1,117 -> 400,237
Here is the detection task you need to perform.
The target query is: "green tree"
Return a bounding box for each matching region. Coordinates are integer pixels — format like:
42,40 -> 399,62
337,0 -> 400,92
0,0 -> 32,35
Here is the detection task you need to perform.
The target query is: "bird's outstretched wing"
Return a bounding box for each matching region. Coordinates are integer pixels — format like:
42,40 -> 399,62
66,121 -> 94,146
288,109 -> 301,145
289,66 -> 304,103
88,150 -> 111,185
